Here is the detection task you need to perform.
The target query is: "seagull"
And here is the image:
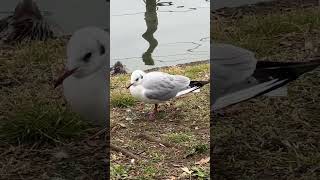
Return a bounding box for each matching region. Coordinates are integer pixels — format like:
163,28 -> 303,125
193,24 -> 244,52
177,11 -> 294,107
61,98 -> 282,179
211,43 -> 320,112
127,70 -> 209,119
54,27 -> 109,127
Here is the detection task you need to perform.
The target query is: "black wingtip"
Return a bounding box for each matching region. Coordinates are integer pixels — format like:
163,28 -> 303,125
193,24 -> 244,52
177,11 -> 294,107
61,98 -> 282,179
246,59 -> 320,104
211,59 -> 320,112
256,58 -> 320,70
254,59 -> 320,82
189,80 -> 210,88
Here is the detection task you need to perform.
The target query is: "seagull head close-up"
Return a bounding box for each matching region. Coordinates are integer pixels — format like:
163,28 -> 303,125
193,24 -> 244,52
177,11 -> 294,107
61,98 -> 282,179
54,27 -> 109,88
127,70 -> 146,89
53,26 -> 109,127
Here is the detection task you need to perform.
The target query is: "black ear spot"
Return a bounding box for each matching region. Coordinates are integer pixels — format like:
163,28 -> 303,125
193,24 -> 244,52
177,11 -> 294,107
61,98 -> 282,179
99,44 -> 105,55
83,52 -> 92,62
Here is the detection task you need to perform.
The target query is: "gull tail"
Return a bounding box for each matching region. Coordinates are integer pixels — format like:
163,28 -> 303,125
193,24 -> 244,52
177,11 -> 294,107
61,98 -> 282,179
212,59 -> 320,111
253,59 -> 320,97
176,80 -> 209,97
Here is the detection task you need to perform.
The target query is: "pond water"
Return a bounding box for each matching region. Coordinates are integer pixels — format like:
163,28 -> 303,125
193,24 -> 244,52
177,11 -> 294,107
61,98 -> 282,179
111,0 -> 210,71
0,0 -> 109,35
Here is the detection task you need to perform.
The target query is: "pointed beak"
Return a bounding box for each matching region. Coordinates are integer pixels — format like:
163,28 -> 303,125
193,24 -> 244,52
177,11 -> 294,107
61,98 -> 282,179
54,67 -> 78,88
127,83 -> 133,89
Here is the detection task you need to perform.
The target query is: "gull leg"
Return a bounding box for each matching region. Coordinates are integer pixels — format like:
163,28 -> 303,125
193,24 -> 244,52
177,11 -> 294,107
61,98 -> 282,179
148,104 -> 158,120
154,104 -> 158,113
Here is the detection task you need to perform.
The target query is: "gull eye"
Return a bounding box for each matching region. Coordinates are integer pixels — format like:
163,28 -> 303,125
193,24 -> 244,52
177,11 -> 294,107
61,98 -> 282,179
83,52 -> 92,62
135,78 -> 139,81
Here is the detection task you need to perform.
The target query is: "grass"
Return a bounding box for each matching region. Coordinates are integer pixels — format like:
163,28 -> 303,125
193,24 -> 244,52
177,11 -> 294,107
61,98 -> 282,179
111,91 -> 136,108
187,144 -> 209,157
143,166 -> 158,177
212,4 -> 320,179
0,40 -> 88,145
110,63 -> 210,179
166,132 -> 193,144
14,40 -> 66,64
191,166 -> 209,179
110,74 -> 137,108
0,40 -> 106,179
110,164 -> 129,179
0,102 -> 88,144
212,7 -> 320,59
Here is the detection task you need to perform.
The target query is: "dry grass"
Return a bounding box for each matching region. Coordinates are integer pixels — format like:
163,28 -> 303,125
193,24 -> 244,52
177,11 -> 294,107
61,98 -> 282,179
212,7 -> 320,60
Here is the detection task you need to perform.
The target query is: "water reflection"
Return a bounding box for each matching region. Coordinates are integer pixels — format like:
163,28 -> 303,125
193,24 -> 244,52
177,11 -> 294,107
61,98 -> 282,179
111,0 -> 209,71
141,0 -> 159,65
142,0 -> 175,65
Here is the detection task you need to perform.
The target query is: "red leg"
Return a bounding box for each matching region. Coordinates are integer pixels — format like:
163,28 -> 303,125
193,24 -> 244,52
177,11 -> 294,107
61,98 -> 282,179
148,104 -> 158,120
154,104 -> 158,113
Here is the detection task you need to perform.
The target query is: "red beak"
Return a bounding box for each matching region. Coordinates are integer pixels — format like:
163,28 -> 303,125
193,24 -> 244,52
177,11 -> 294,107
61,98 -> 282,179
54,67 -> 78,88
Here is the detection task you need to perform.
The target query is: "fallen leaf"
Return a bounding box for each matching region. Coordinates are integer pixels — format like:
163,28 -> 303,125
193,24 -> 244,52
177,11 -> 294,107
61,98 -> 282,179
178,172 -> 189,178
166,176 -> 176,180
130,159 -> 135,164
305,40 -> 314,50
172,163 -> 181,167
118,122 -> 127,128
181,167 -> 192,174
159,143 -> 166,147
86,140 -> 98,147
125,117 -> 132,121
195,157 -> 210,165
53,151 -> 69,160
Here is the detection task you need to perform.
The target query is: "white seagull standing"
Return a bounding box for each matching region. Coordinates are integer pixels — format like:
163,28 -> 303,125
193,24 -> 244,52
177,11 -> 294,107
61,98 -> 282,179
54,27 -> 109,127
127,70 -> 209,119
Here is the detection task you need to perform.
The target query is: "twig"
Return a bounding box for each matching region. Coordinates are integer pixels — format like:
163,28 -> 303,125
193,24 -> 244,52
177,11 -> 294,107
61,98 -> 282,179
136,133 -> 174,148
110,144 -> 139,160
84,127 -> 108,142
0,147 -> 14,157
0,81 -> 13,86
48,95 -> 63,99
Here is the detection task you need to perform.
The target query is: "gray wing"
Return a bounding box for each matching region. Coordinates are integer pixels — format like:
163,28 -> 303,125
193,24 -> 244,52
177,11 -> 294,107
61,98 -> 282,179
142,72 -> 190,101
211,43 -> 257,103
211,43 -> 294,111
